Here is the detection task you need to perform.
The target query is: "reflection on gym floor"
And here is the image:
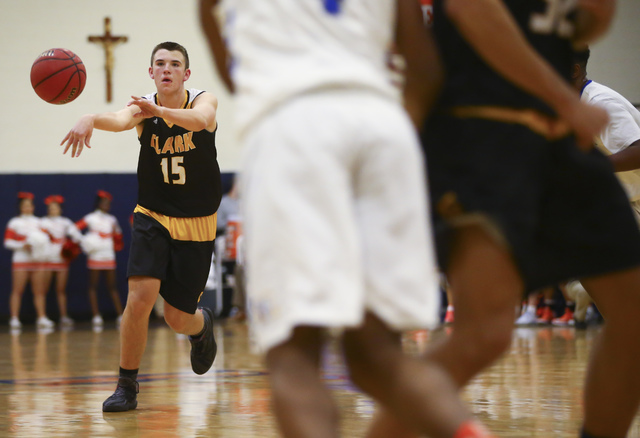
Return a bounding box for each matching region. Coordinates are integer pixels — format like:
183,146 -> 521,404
0,322 -> 638,437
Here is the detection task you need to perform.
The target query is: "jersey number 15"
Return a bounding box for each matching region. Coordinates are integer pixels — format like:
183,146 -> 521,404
161,157 -> 186,185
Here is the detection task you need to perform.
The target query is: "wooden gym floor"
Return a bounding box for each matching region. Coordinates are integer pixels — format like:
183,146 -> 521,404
0,321 -> 638,437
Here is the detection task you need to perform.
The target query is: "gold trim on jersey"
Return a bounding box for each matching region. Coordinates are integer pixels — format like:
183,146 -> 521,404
134,205 -> 217,242
449,106 -> 571,141
156,91 -> 190,128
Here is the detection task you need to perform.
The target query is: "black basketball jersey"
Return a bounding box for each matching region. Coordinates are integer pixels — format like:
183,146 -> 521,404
136,89 -> 222,218
432,0 -> 576,115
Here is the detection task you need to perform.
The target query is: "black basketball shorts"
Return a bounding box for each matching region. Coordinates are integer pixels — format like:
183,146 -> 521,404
127,212 -> 215,314
423,114 -> 640,292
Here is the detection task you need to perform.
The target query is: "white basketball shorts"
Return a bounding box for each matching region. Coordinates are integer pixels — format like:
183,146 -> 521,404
240,90 -> 441,352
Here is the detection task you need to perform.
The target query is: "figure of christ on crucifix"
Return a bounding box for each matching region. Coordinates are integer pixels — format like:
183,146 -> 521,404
88,17 -> 128,103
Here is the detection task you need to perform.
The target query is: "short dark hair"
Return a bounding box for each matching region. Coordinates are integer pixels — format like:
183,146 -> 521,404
574,48 -> 590,69
150,42 -> 189,69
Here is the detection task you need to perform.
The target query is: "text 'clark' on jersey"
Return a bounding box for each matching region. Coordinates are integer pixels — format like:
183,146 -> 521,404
137,89 -> 222,218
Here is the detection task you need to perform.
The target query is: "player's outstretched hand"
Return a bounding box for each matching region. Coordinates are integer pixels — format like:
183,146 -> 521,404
60,114 -> 94,158
561,100 -> 609,151
128,96 -> 164,119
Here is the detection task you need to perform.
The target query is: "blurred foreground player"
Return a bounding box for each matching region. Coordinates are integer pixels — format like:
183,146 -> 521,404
61,41 -> 222,412
201,0 -> 495,436
368,0 -> 640,437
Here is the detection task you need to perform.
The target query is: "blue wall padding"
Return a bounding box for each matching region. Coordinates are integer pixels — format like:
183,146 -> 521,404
0,172 -> 235,322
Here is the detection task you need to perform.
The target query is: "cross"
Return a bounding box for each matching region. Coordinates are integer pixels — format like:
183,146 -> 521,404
88,17 -> 128,103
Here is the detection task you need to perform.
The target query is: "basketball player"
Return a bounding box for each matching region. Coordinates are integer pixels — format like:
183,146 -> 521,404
61,42 -> 221,412
201,0 -> 495,436
574,48 -> 640,220
367,0 -> 640,437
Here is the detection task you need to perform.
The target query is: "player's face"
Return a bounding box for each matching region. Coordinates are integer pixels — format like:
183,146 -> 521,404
48,202 -> 61,217
19,199 -> 34,215
150,49 -> 191,92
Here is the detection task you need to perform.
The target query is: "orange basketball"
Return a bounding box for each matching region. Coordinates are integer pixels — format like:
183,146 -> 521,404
30,48 -> 87,104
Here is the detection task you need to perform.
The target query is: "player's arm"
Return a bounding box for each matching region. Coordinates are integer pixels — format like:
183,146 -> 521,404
573,0 -> 616,45
60,105 -> 141,158
199,0 -> 234,93
395,0 -> 443,127
609,140 -> 640,172
444,0 -> 608,149
596,98 -> 640,171
128,92 -> 218,133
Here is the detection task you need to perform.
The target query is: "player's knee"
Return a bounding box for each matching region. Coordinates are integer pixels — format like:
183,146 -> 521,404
344,338 -> 396,393
462,327 -> 513,366
163,310 -> 187,332
125,292 -> 156,317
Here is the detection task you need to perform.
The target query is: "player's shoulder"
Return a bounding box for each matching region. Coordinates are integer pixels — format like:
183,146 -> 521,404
141,92 -> 157,102
585,81 -> 632,109
188,88 -> 217,106
584,81 -> 622,101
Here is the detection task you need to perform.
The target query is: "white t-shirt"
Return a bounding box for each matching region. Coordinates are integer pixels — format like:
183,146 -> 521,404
221,0 -> 400,137
581,80 -> 640,201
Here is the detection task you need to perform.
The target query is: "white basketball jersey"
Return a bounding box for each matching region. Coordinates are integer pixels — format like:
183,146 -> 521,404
582,81 -> 640,202
222,0 -> 399,136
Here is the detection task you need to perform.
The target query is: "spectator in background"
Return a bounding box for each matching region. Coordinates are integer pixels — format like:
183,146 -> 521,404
4,192 -> 54,330
76,190 -> 125,328
216,176 -> 240,236
40,195 -> 83,327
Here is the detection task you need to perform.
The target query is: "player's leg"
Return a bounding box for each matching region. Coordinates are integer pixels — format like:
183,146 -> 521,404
105,269 -> 123,315
366,224 -> 521,438
103,275 -> 160,412
161,237 -> 217,375
580,267 -> 640,437
344,313 -> 481,438
119,276 -> 160,369
9,269 -> 29,325
427,224 -> 523,386
266,326 -> 338,438
163,302 -> 205,335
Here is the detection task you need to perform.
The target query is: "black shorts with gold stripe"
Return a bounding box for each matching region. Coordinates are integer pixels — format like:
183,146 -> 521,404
127,205 -> 216,314
423,108 -> 640,293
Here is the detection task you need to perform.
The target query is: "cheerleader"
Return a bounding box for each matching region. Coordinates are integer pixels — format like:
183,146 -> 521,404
4,192 -> 54,329
76,190 -> 124,327
40,195 -> 82,326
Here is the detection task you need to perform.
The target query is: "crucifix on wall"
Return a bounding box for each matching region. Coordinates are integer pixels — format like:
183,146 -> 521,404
88,17 -> 128,103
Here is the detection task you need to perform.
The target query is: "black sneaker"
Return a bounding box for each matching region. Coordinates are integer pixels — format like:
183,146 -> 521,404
189,307 -> 217,375
102,377 -> 139,412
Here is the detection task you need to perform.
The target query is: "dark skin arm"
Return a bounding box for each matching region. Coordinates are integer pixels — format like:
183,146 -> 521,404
573,0 -> 616,46
610,140 -> 640,172
199,0 -> 234,93
395,0 -> 443,127
444,0 -> 609,149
